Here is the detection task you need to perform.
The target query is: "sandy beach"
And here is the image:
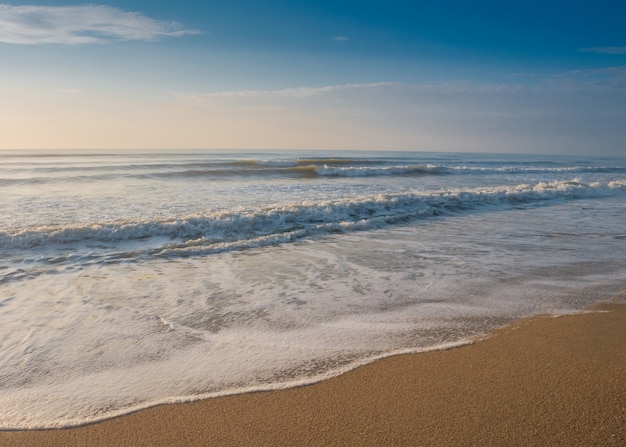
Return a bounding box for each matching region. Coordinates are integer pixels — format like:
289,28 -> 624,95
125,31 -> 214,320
2,298 -> 624,447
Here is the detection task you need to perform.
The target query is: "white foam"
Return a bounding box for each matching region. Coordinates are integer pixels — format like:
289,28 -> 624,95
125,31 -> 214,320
314,164 -> 446,177
2,179 -> 623,252
1,199 -> 624,429
2,151 -> 625,429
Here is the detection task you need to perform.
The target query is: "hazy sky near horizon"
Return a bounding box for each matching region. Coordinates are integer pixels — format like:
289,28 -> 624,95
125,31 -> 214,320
1,1 -> 625,155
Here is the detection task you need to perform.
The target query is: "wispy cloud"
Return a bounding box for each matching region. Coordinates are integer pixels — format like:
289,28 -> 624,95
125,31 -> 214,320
175,82 -> 397,100
544,66 -> 626,92
409,82 -> 523,94
578,46 -> 626,55
0,4 -> 200,44
333,36 -> 348,41
165,76 -> 625,155
175,70 -> 626,108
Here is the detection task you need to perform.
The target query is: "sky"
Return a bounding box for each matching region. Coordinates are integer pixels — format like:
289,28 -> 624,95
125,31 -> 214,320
1,1 -> 625,155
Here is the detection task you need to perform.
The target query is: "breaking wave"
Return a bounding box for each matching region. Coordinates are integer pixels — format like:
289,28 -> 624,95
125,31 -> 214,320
2,180 -> 624,258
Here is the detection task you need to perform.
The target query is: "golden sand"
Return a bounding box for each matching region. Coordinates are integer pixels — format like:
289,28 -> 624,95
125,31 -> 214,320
2,300 -> 624,447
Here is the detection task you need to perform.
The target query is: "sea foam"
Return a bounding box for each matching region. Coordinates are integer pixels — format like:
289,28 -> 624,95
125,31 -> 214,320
1,150 -> 625,429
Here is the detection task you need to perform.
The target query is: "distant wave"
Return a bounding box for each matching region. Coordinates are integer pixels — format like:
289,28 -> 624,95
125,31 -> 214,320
2,156 -> 624,186
314,164 -> 447,177
450,165 -> 626,174
0,161 -> 447,185
2,180 -> 624,256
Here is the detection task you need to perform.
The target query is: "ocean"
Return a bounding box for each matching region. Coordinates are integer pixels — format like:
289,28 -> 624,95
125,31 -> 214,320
1,149 -> 625,429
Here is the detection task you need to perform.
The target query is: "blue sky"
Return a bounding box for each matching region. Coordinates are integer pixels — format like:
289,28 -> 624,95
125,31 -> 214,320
1,1 -> 625,155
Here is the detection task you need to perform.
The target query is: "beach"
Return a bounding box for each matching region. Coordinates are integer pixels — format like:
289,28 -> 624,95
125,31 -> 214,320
2,0 -> 626,441
2,298 -> 624,447
2,0 -> 625,442
2,150 -> 625,438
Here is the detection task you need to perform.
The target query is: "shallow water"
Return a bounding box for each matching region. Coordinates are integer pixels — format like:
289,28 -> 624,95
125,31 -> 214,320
1,149 -> 624,428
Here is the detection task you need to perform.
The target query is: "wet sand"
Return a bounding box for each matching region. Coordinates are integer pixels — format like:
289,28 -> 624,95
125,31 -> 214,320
2,299 -> 624,447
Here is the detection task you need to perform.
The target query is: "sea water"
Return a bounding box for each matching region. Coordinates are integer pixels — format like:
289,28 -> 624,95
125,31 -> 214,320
0,149 -> 624,429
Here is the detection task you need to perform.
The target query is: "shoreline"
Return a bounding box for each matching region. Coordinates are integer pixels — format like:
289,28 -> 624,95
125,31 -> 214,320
1,298 -> 625,446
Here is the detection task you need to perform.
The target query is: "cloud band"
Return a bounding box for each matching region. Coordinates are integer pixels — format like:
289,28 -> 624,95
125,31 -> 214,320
0,4 -> 199,44
578,46 -> 626,55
